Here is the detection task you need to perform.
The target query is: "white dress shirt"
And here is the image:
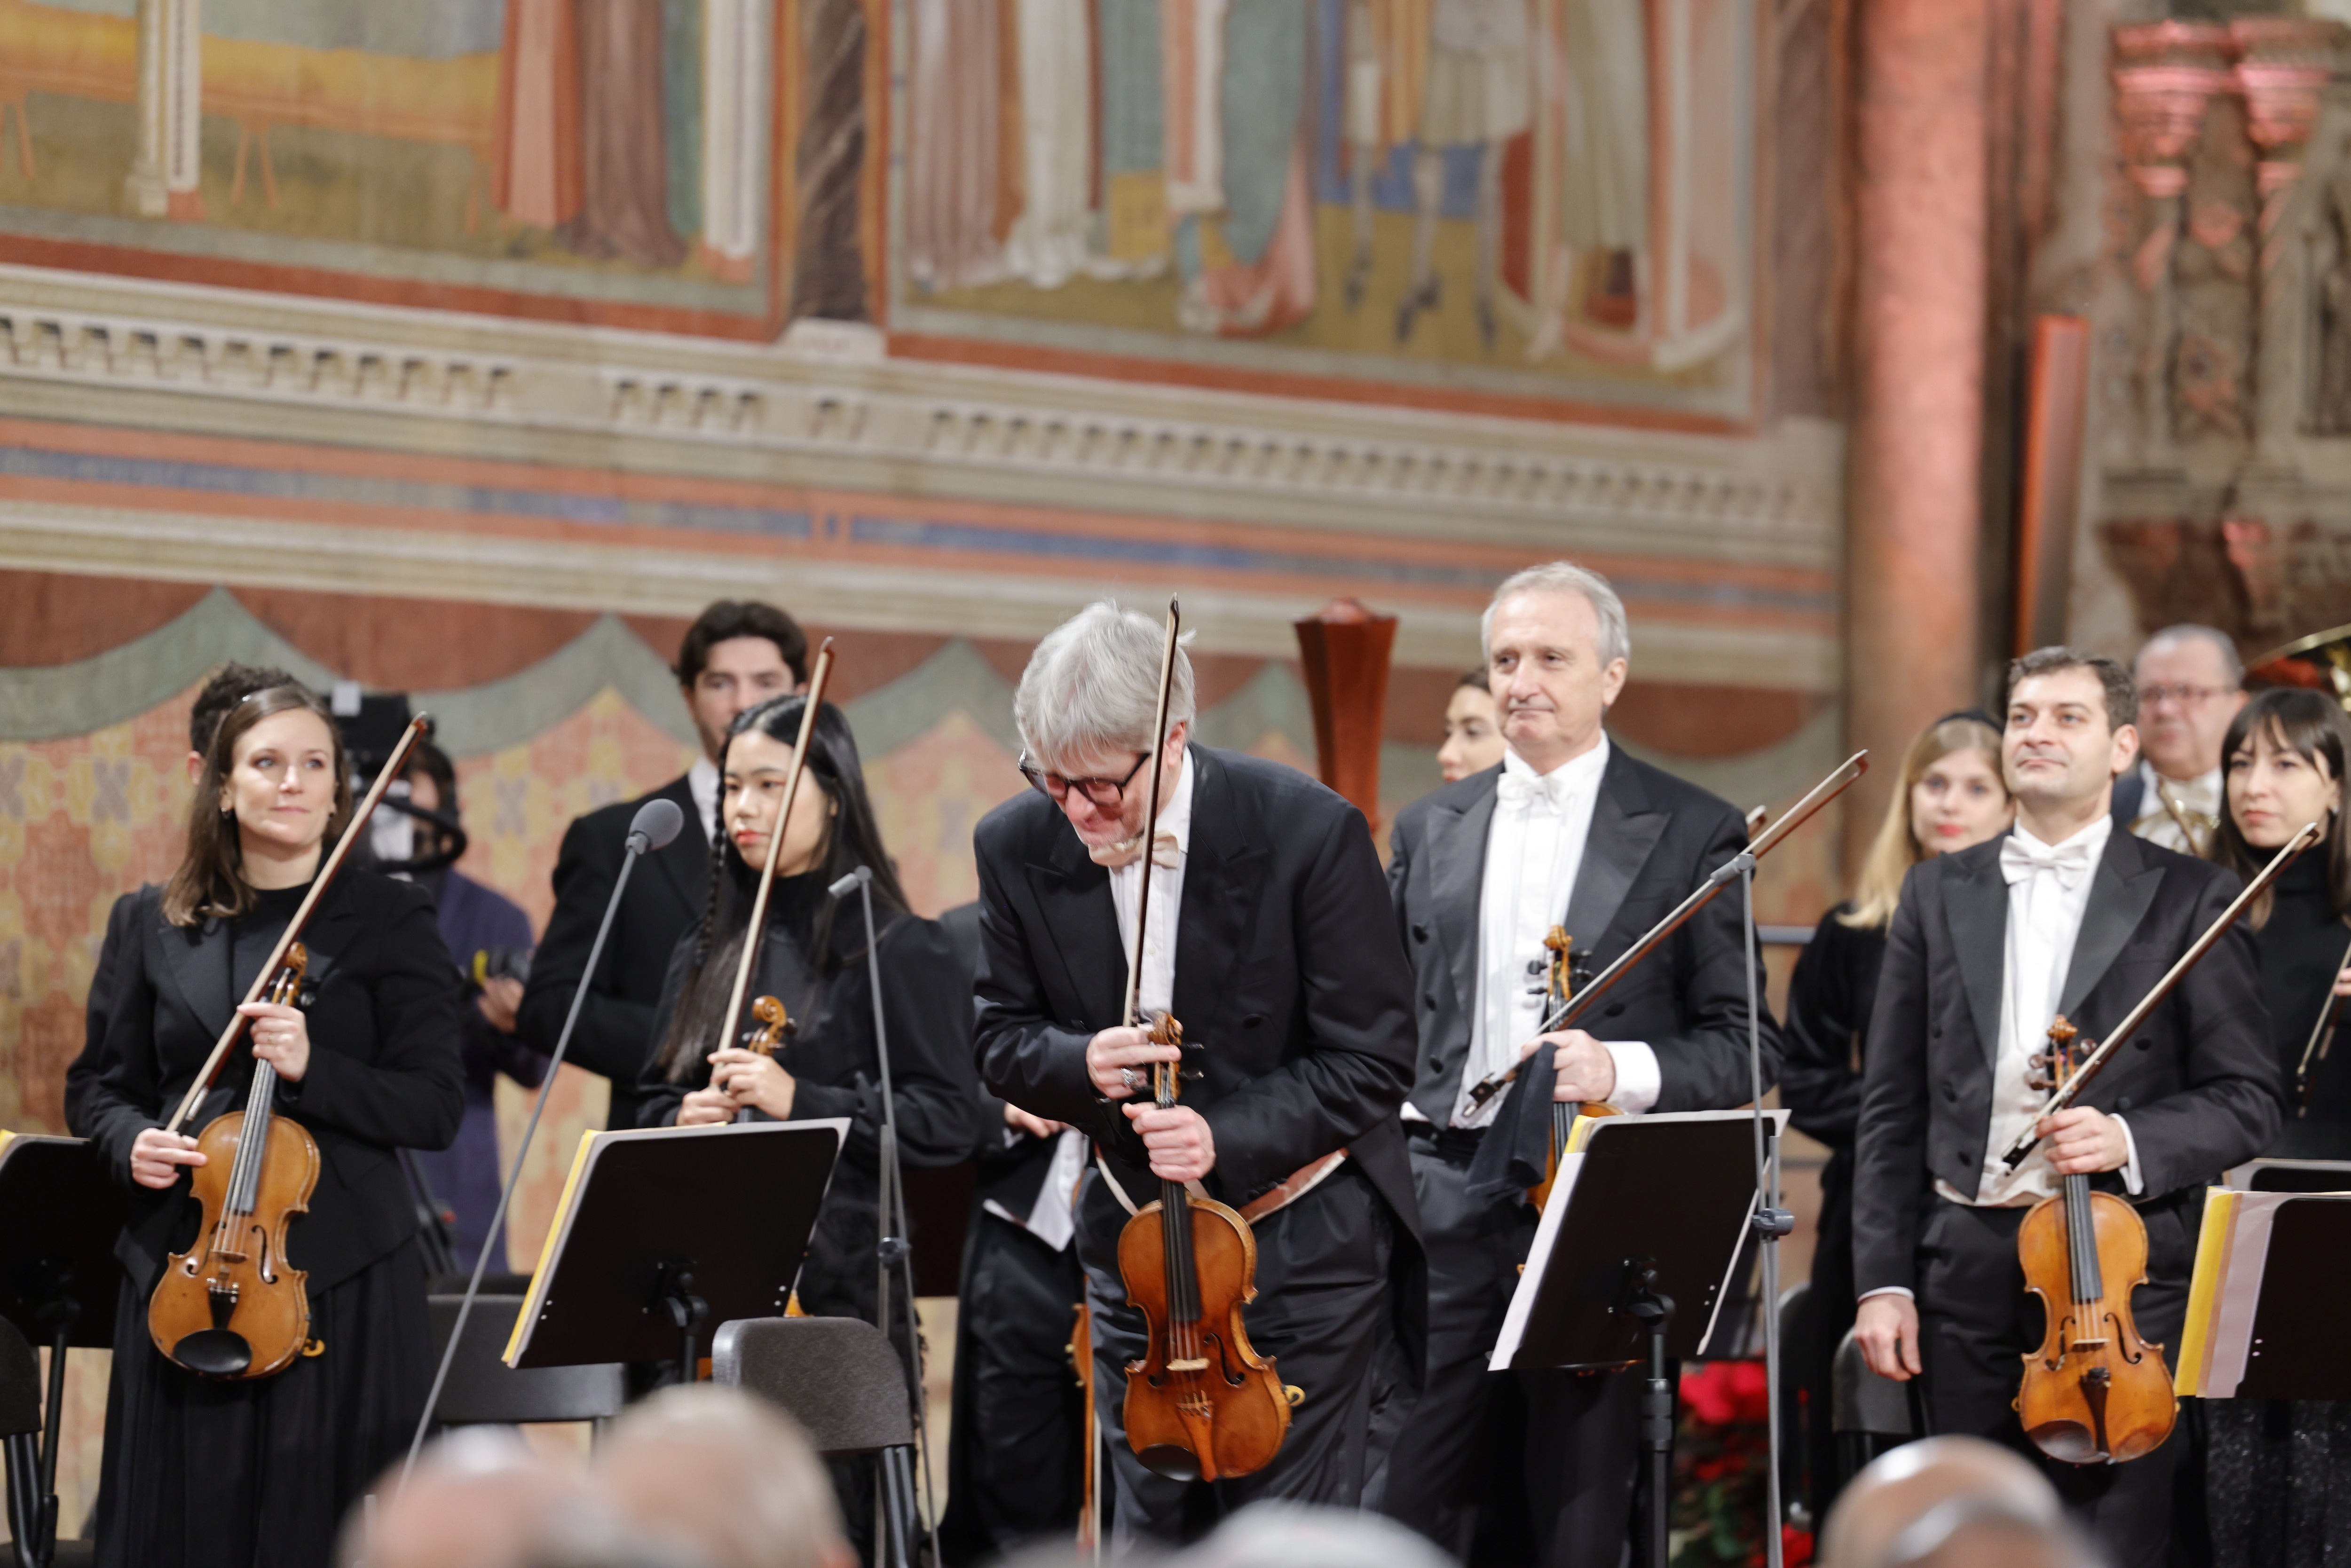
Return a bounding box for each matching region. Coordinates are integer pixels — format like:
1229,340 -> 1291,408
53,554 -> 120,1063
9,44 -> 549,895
1865,816 -> 2144,1305
987,753 -> 1195,1249
1404,739 -> 1661,1128
2123,759 -> 2221,855
688,755 -> 721,843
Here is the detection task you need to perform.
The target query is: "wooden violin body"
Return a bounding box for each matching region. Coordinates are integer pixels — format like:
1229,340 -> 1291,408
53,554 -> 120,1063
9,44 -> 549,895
1116,1185 -> 1290,1483
149,946 -> 321,1380
2013,1017 -> 2175,1465
1114,1012 -> 1293,1483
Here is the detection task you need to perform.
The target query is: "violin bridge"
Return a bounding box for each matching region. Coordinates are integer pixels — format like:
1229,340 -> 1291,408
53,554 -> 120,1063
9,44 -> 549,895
1166,1356 -> 1210,1372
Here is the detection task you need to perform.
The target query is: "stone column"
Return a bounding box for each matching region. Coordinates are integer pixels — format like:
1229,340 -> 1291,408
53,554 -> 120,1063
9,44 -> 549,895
1844,0 -> 1991,867
123,0 -> 204,220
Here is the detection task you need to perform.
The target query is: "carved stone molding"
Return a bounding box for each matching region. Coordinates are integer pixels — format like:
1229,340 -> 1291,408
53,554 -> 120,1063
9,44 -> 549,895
0,266 -> 1842,573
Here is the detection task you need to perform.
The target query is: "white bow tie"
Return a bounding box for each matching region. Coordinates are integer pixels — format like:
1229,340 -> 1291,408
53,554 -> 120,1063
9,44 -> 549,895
2000,834 -> 2096,890
1497,771 -> 1572,812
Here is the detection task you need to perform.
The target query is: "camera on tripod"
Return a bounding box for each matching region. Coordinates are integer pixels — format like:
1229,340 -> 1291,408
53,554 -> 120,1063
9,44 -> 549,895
327,685 -> 469,875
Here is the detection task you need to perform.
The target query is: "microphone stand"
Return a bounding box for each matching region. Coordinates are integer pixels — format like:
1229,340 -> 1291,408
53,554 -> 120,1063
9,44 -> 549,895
831,865 -> 935,1568
400,796 -> 686,1487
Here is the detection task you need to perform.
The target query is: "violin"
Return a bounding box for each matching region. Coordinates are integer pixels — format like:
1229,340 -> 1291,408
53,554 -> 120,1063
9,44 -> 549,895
2014,1017 -> 2176,1464
1115,1012 -> 1292,1481
713,639 -> 833,1126
1112,598 -> 1294,1482
150,946 -> 321,1378
1527,927 -> 1611,1211
148,713 -> 432,1379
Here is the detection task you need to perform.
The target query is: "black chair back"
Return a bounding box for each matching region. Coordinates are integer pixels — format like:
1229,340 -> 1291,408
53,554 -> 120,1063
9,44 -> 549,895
709,1316 -> 913,1455
426,1295 -> 625,1427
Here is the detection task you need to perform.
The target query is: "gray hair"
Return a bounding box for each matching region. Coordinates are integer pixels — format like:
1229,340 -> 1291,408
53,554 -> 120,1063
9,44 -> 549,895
2136,622 -> 2244,686
1014,600 -> 1196,768
1481,561 -> 1632,669
595,1385 -> 841,1568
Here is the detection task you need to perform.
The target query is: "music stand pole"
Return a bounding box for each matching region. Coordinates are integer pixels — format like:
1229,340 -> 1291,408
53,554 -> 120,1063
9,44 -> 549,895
1741,853 -> 1792,1568
835,865 -> 935,1567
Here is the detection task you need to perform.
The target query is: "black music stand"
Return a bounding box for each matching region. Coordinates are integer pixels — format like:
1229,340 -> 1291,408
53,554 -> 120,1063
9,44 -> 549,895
504,1120 -> 846,1374
2183,1190 -> 2351,1402
1491,1111 -> 1777,1568
0,1135 -> 127,1567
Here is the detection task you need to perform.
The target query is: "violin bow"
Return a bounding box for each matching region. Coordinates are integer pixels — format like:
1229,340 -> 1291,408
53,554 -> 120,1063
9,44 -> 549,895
1999,818 -> 2322,1169
1122,599 -> 1182,1033
1463,749 -> 1868,1112
716,638 -> 837,1062
167,714 -> 433,1134
2296,929 -> 2351,1109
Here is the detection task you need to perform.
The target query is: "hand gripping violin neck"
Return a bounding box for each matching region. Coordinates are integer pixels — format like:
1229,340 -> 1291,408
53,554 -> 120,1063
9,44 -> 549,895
1112,598 -> 1294,1482
149,946 -> 322,1379
2014,1016 -> 2175,1465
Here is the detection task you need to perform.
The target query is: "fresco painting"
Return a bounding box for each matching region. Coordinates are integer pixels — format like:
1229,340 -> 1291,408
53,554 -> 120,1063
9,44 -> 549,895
894,0 -> 1757,413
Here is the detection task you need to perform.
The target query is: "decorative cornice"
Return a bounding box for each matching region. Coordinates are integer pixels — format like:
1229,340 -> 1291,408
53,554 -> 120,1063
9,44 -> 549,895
0,266 -> 1842,573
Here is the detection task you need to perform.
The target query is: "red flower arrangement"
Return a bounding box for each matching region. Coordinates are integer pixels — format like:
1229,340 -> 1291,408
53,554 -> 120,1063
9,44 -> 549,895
1670,1361 -> 1815,1568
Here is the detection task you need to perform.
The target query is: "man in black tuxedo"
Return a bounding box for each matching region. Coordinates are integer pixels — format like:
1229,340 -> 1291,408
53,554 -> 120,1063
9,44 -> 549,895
1854,647 -> 2280,1567
971,600 -> 1423,1548
517,601 -> 806,1132
1381,561 -> 1776,1565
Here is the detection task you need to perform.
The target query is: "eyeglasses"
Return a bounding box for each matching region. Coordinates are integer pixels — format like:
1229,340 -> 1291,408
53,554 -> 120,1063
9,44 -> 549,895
2140,683 -> 2239,707
1018,750 -> 1149,808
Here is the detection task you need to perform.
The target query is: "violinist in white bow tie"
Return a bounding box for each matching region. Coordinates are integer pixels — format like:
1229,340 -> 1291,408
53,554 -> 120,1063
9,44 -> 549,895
1852,647 -> 2281,1568
1379,561 -> 1779,1566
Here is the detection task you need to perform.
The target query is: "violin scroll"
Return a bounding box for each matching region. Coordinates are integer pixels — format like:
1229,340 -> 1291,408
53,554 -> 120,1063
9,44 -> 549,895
744,995 -> 795,1058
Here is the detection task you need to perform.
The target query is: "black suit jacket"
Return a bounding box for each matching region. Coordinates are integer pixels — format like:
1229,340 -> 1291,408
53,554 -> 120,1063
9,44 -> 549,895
940,899 -> 1062,1218
971,745 -> 1423,1248
1853,829 -> 2282,1298
518,773 -> 711,1133
81,872 -> 466,1295
1386,744 -> 1779,1121
63,890 -> 140,1136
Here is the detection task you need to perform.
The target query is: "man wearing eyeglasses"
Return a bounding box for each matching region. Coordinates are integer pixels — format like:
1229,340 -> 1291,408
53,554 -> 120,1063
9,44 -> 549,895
2115,625 -> 2247,856
970,599 -> 1423,1548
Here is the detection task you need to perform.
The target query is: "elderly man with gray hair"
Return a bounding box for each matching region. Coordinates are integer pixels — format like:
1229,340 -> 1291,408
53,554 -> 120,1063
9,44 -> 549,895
2114,624 -> 2247,855
970,599 -> 1424,1548
1379,560 -> 1778,1566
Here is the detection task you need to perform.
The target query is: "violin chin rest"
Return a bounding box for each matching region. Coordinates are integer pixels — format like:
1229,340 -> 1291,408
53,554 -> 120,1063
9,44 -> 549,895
2023,1418 -> 2102,1466
1136,1444 -> 1201,1483
170,1328 -> 253,1378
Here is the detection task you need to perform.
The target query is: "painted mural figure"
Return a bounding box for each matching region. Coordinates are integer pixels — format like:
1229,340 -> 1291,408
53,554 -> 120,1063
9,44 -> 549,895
1396,0 -> 1529,348
1526,0 -> 1650,357
906,0 -> 1006,292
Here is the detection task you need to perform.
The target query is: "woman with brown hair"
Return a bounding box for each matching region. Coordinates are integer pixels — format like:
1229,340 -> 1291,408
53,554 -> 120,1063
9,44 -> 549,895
80,682 -> 464,1568
1781,711 -> 2014,1522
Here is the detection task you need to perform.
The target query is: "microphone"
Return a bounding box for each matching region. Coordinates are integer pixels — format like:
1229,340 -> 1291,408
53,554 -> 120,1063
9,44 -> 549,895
827,866 -> 871,899
628,796 -> 686,855
405,796 -> 678,1483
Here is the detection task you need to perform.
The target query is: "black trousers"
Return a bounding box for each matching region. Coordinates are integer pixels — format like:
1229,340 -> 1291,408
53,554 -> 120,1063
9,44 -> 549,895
1380,1128 -> 1654,1568
940,1213 -> 1088,1565
1078,1163 -> 1395,1549
1915,1194 -> 2199,1568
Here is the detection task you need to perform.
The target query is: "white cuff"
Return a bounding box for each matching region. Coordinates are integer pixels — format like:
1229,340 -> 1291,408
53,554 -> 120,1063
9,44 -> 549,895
1602,1041 -> 1661,1115
2115,1115 -> 2145,1196
1858,1286 -> 1914,1303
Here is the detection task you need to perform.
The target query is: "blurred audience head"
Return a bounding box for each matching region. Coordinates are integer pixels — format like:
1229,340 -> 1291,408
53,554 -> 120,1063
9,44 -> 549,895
1437,667 -> 1506,784
1819,1436 -> 2092,1568
1172,1501 -> 1454,1568
594,1384 -> 849,1568
343,1429 -> 649,1568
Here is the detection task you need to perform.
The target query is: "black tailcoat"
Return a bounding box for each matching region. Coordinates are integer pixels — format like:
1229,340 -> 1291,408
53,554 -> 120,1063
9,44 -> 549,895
519,773 -> 710,1133
1854,827 -> 2280,1298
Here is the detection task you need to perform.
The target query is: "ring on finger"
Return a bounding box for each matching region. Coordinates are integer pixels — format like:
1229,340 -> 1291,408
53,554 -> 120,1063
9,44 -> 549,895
1119,1067 -> 1143,1093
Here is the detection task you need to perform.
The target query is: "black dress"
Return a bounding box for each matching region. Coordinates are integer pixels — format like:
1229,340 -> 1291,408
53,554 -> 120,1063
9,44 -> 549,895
636,872 -> 979,1562
80,873 -> 465,1568
1778,902 -> 1886,1527
2202,852 -> 2351,1568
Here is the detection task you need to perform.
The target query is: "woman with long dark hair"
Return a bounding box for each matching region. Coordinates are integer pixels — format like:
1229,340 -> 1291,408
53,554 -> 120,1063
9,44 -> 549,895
1781,710 -> 2012,1524
636,694 -> 977,1555
2197,685 -> 2351,1568
80,682 -> 464,1568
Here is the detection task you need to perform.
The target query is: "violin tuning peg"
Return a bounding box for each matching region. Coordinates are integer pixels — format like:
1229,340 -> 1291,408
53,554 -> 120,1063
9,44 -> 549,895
1181,1069 -> 1206,1083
